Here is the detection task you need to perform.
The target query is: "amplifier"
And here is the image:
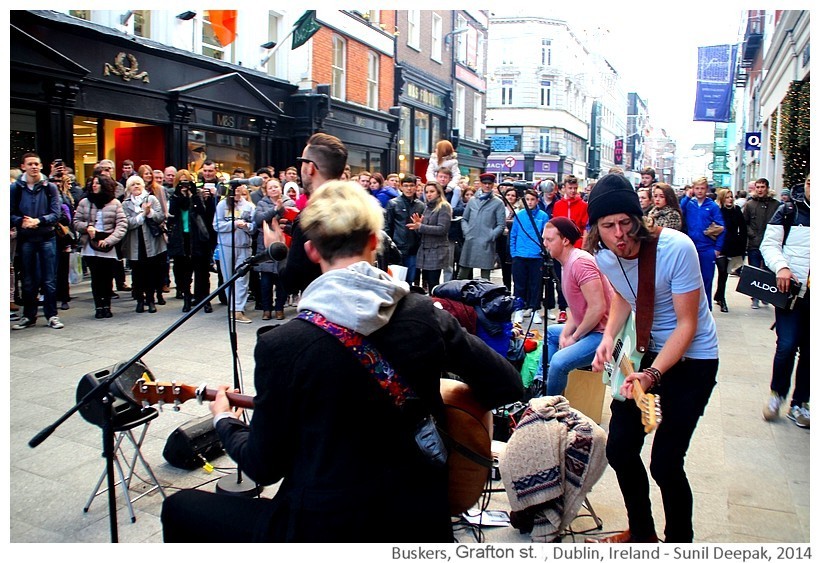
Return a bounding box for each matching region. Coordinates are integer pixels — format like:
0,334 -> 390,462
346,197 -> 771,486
163,415 -> 225,469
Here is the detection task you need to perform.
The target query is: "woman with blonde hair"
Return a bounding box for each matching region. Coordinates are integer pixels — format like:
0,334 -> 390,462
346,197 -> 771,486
122,175 -> 167,313
713,189 -> 747,312
425,139 -> 461,195
407,182 -> 452,292
139,164 -> 170,301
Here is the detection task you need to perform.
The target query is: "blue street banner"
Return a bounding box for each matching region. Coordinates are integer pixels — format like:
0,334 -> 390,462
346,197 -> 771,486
693,44 -> 738,122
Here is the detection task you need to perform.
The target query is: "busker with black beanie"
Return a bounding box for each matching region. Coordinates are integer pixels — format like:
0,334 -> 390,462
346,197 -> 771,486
585,173 -> 719,543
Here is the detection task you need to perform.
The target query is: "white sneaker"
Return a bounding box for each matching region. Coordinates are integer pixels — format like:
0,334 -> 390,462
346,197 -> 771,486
48,316 -> 64,329
523,308 -> 532,318
546,310 -> 556,320
532,311 -> 542,324
763,392 -> 784,421
787,403 -> 810,428
512,310 -> 524,324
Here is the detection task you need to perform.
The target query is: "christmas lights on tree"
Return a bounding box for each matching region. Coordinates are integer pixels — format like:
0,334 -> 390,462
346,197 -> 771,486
778,80 -> 810,188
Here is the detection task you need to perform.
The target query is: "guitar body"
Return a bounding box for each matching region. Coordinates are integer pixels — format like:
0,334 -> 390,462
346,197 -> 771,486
602,312 -> 644,401
440,378 -> 492,516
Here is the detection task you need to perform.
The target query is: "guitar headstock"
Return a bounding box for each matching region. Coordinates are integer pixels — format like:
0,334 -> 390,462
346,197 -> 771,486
131,380 -> 201,411
630,380 -> 662,434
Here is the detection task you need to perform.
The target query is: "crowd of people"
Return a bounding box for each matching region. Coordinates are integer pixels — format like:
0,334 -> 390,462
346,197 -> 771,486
10,140 -> 809,543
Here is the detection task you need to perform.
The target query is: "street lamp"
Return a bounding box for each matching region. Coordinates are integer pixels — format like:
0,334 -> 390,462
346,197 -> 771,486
444,27 -> 469,47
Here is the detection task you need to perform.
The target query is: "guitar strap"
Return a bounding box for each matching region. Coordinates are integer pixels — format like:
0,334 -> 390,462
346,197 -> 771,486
635,228 -> 661,354
297,309 -> 493,469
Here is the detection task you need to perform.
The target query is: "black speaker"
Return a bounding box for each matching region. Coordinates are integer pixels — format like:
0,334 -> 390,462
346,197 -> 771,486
76,361 -> 155,428
163,415 -> 225,469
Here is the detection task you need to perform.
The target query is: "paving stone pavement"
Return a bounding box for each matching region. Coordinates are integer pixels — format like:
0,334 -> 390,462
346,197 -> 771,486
8,273 -> 811,546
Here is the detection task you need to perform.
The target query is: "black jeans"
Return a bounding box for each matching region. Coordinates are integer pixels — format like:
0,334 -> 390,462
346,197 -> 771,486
606,354 -> 718,542
714,255 -> 730,303
86,255 -> 117,308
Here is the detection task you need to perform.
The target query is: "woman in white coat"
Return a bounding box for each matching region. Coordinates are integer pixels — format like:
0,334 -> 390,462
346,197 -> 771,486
426,140 -> 461,201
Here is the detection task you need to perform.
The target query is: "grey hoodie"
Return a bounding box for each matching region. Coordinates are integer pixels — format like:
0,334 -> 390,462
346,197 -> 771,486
297,261 -> 410,335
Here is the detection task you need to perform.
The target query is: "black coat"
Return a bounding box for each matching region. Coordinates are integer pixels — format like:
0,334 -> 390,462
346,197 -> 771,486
166,191 -> 215,258
216,292 -> 524,542
719,205 -> 747,258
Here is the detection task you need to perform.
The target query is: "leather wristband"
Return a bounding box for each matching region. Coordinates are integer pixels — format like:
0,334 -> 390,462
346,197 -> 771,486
643,367 -> 662,387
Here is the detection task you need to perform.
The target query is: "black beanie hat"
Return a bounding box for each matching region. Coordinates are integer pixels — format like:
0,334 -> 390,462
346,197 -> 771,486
587,173 -> 643,225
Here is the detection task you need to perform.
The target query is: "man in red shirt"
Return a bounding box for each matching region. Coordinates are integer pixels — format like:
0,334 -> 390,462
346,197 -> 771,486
547,175 -> 589,323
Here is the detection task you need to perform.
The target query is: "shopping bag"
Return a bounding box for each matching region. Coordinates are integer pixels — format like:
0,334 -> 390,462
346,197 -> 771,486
68,252 -> 83,285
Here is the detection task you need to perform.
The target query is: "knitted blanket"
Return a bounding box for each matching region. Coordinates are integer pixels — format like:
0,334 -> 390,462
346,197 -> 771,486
499,395 -> 608,542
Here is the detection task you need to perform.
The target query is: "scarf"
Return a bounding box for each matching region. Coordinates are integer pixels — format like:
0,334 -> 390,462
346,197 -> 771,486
129,191 -> 148,207
499,396 -> 608,542
87,190 -> 114,209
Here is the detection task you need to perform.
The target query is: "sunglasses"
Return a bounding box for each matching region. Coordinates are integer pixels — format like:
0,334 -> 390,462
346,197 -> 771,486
296,156 -> 318,171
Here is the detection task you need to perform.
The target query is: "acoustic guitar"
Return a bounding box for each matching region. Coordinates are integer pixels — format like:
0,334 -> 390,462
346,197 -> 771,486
132,377 -> 493,515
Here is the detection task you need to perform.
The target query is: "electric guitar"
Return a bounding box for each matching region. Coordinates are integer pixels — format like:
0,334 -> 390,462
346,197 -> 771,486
602,314 -> 662,433
132,378 -> 493,515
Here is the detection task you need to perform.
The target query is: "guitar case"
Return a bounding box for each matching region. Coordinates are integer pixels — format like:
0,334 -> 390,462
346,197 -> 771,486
163,415 -> 225,469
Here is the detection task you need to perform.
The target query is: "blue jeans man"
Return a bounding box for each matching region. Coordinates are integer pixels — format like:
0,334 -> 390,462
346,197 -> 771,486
535,323 -> 604,396
19,237 -> 58,323
770,291 -> 810,409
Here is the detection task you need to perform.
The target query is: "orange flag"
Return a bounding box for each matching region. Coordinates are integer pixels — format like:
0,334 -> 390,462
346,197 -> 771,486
208,10 -> 238,47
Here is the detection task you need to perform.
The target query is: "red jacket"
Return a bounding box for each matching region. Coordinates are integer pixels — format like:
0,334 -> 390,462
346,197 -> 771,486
552,196 -> 588,248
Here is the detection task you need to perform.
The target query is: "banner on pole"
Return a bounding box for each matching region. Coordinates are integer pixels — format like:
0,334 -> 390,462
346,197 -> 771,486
693,44 -> 738,123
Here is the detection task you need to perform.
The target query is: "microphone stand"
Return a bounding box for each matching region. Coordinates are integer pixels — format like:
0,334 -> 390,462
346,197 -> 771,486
216,190 -> 262,496
28,256 -> 267,542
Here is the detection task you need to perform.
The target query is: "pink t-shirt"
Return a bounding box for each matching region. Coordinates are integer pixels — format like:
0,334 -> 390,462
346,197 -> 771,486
561,248 -> 612,334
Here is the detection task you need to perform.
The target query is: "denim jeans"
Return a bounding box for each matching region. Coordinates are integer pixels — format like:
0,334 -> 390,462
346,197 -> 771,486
19,237 -> 58,321
771,290 -> 810,407
402,254 -> 417,287
259,271 -> 287,312
537,323 -> 603,395
511,257 -> 543,311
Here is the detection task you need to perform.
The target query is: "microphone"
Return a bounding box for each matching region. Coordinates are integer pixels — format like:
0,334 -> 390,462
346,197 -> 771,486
239,242 -> 288,267
227,176 -> 265,187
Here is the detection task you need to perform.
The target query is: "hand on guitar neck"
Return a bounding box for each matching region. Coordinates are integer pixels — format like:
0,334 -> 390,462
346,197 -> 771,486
620,366 -> 662,434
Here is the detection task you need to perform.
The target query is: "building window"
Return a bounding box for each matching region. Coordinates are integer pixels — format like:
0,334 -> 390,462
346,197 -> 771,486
431,13 -> 442,63
501,80 -> 513,106
407,10 -> 420,50
455,84 -> 466,135
415,110 -> 430,154
263,12 -> 281,75
541,39 -> 552,66
540,80 -> 552,107
68,10 -> 90,20
133,10 -> 151,38
331,35 -> 346,100
476,34 -> 485,74
539,129 -> 551,153
366,51 -> 379,109
473,93 -> 483,141
202,12 -> 231,62
456,14 -> 468,64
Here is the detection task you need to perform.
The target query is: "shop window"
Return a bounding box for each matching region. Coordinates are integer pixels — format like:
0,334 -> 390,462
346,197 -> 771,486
10,109 -> 37,169
72,115 -> 100,186
414,111 -> 430,155
187,129 -> 254,179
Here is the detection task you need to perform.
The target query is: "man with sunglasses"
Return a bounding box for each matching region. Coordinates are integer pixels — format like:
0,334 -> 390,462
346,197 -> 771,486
264,133 -> 349,294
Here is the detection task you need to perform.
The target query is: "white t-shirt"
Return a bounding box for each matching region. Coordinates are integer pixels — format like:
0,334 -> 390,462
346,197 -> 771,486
595,228 -> 718,359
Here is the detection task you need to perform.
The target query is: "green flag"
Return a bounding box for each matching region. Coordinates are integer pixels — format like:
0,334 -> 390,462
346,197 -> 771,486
292,10 -> 321,50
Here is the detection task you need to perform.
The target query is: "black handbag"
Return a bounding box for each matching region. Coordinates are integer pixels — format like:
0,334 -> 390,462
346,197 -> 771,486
89,231 -> 114,252
145,218 -> 165,238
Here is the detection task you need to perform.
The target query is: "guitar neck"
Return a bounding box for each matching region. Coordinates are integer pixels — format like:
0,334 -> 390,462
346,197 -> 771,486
199,387 -> 255,410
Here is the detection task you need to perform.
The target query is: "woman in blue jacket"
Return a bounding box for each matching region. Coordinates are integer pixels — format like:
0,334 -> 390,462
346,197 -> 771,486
510,189 -> 549,324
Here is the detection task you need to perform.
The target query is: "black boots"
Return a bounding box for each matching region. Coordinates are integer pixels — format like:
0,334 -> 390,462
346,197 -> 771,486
182,293 -> 192,313
136,299 -> 145,313
96,307 -> 112,318
156,290 -> 166,305
147,297 -> 157,313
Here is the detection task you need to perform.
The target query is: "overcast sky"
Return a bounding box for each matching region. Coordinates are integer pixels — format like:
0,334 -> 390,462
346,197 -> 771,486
491,2 -> 753,151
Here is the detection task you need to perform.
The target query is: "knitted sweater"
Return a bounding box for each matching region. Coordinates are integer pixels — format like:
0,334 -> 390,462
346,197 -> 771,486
499,395 -> 607,542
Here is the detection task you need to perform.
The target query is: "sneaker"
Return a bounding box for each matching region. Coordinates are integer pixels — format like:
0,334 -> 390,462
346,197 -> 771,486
48,316 -> 64,329
234,312 -> 252,324
546,310 -> 556,321
12,317 -> 36,330
10,312 -> 21,322
532,311 -> 542,324
787,403 -> 810,429
523,308 -> 532,318
60,301 -> 70,310
557,310 -> 568,324
512,310 -> 524,324
751,298 -> 760,309
763,392 -> 784,421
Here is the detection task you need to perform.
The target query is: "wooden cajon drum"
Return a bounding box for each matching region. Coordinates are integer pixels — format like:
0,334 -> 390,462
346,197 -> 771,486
562,368 -> 606,423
